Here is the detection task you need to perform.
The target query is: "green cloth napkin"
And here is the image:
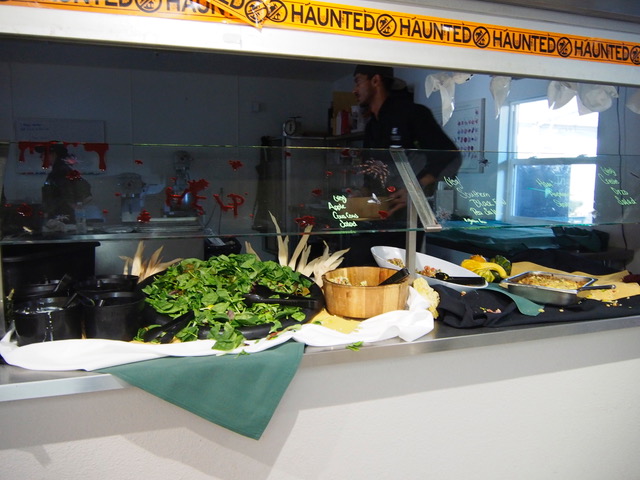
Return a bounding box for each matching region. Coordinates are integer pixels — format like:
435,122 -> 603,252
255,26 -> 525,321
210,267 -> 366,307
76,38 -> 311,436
98,340 -> 305,440
484,283 -> 543,316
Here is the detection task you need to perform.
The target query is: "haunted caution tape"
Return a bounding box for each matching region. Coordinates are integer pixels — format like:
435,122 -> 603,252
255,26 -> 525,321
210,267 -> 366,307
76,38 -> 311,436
2,0 -> 639,66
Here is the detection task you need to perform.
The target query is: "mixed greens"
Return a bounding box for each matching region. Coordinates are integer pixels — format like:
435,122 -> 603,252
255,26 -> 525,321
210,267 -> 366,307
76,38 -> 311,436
137,254 -> 314,350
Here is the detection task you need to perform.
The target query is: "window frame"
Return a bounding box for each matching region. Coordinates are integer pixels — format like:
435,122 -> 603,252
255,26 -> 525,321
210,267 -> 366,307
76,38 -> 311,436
500,96 -> 600,225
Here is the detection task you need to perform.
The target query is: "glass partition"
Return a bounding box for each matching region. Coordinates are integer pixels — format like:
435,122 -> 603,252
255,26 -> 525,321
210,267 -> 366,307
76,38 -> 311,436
1,141 -> 638,248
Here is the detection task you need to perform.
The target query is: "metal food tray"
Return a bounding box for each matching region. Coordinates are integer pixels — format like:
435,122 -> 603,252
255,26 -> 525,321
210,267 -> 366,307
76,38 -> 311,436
500,271 -> 613,306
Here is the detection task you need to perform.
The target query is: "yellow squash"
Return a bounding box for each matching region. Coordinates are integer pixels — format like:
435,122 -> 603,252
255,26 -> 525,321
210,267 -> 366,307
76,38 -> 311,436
461,257 -> 508,282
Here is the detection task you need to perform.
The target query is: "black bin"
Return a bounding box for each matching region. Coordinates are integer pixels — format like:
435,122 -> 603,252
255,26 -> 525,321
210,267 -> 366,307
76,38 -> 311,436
2,242 -> 99,297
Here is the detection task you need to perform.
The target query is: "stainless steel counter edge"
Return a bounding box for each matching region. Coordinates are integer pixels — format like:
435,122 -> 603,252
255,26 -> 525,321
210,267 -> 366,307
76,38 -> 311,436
2,315 -> 640,402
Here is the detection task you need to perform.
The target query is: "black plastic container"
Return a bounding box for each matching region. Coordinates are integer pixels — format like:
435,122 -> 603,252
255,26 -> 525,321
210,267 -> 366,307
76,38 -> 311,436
74,275 -> 139,296
13,297 -> 83,346
2,243 -> 99,297
81,291 -> 145,341
12,280 -> 67,303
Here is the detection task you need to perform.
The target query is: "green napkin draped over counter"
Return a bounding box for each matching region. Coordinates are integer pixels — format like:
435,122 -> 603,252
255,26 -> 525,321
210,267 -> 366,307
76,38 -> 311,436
98,340 -> 305,440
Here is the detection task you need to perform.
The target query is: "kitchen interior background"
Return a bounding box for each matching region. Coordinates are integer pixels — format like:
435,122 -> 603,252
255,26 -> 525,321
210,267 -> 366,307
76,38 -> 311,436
1,36 -> 639,272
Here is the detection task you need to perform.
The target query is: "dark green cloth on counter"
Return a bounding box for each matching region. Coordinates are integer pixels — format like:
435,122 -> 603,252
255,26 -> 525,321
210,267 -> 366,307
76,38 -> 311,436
98,340 -> 304,440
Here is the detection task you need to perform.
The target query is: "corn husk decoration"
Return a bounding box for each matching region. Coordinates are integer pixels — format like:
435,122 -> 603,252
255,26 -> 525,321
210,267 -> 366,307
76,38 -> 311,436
120,241 -> 182,282
251,212 -> 349,287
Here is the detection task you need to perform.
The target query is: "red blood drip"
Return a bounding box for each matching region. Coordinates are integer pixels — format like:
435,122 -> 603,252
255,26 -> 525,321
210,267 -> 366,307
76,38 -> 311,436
83,143 -> 109,171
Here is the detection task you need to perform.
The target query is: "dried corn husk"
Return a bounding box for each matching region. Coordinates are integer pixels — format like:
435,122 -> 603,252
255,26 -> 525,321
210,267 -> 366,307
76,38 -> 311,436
269,212 -> 289,267
244,241 -> 261,260
268,213 -> 349,287
120,241 -> 182,282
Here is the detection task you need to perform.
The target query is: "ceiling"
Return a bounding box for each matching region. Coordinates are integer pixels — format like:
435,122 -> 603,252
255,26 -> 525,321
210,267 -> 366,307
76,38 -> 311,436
0,37 -> 354,81
473,0 -> 640,24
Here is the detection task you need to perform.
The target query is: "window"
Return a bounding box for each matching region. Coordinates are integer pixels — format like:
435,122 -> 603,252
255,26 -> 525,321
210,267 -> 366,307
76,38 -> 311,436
506,97 -> 599,224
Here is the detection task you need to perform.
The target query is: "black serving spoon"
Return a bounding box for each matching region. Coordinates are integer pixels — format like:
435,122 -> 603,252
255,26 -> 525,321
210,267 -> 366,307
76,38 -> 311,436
242,284 -> 323,309
434,272 -> 487,286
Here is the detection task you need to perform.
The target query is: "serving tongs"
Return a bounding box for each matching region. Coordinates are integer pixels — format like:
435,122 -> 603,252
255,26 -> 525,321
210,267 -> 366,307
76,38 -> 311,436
142,310 -> 196,343
434,272 -> 487,286
242,284 -> 321,309
378,268 -> 410,286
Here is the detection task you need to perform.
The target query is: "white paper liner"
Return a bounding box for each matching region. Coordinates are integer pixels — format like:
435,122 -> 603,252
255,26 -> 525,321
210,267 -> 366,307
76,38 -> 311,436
0,288 -> 434,371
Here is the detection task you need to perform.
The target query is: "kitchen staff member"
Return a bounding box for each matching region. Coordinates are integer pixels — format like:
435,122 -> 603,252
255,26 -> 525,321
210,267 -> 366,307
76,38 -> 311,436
353,64 -> 460,214
40,142 -> 93,226
343,64 -> 461,265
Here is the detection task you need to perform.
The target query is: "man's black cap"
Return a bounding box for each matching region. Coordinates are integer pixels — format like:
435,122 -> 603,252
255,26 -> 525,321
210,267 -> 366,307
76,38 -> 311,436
353,64 -> 395,79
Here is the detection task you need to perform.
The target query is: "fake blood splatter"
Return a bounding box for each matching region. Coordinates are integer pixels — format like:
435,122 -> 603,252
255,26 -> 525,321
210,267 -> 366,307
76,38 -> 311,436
137,209 -> 152,223
165,179 -> 210,216
187,179 -> 209,216
295,215 -> 316,228
228,160 -> 243,171
17,141 -> 109,171
16,203 -> 33,218
213,193 -> 245,217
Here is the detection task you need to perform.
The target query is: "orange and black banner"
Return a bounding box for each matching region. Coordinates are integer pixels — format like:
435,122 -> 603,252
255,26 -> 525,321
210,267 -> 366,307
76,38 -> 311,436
2,0 -> 639,66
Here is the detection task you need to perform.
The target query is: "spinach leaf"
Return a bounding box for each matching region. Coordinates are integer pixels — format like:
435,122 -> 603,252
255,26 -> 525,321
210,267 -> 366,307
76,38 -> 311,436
141,254 -> 313,350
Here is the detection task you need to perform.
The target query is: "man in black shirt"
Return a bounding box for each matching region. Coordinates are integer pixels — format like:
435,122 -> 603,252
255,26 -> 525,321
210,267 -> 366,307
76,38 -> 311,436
341,64 -> 460,265
353,64 -> 460,214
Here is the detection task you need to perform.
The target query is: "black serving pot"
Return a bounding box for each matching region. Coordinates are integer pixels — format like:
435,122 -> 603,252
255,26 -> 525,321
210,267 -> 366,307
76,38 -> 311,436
81,291 -> 145,341
13,296 -> 83,346
74,275 -> 139,295
13,281 -> 66,303
11,273 -> 75,304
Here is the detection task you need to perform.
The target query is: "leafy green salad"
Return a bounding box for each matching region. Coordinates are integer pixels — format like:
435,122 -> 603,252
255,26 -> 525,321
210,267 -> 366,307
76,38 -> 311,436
138,254 -> 314,350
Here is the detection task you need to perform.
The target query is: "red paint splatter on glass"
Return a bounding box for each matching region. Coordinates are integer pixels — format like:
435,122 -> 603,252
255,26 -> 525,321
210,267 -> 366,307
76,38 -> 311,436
295,215 -> 316,228
137,209 -> 152,223
212,192 -> 245,217
229,160 -> 243,171
165,179 -> 210,216
17,203 -> 33,218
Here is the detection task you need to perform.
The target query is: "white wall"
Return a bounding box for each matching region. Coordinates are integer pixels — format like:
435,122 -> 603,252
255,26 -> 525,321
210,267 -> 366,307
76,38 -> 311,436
0,54 -> 334,261
1,325 -> 640,479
